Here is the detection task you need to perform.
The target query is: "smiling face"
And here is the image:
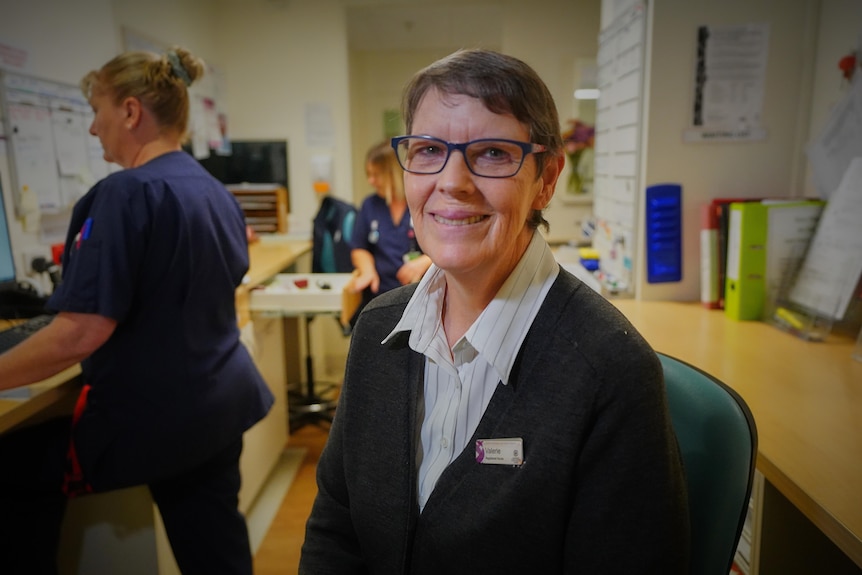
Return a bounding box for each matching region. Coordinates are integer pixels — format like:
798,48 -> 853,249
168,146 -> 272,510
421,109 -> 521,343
405,88 -> 557,288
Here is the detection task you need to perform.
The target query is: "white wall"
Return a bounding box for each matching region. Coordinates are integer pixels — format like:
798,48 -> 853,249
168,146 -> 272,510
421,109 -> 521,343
112,0 -> 221,60
213,0 -> 352,236
0,0 -> 117,84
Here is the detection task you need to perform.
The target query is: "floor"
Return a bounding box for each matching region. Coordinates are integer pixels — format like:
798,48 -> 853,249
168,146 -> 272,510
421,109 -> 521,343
252,423 -> 330,575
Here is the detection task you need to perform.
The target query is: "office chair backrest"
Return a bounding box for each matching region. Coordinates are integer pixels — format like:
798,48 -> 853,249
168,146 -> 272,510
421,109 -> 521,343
658,352 -> 757,575
312,196 -> 357,273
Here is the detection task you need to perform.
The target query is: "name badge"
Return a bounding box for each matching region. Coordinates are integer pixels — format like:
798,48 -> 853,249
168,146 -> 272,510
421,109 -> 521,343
475,438 -> 523,466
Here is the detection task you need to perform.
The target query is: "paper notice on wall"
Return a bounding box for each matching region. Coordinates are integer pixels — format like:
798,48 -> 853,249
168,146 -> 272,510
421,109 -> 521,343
305,102 -> 335,148
685,22 -> 770,142
7,103 -> 62,209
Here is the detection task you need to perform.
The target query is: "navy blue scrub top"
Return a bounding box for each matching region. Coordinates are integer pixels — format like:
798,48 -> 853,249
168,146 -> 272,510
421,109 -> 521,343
349,193 -> 420,294
47,151 -> 273,488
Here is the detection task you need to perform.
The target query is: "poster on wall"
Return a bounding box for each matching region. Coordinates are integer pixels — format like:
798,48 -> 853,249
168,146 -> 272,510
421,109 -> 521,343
684,22 -> 770,143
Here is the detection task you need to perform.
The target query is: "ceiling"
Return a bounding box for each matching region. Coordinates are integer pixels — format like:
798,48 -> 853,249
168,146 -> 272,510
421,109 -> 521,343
344,1 -> 503,52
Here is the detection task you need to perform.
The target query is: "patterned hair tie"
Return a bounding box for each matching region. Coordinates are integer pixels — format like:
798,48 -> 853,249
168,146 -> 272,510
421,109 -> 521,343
166,51 -> 191,86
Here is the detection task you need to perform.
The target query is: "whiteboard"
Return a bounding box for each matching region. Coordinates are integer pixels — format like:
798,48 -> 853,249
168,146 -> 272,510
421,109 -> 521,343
0,70 -> 113,215
592,1 -> 647,294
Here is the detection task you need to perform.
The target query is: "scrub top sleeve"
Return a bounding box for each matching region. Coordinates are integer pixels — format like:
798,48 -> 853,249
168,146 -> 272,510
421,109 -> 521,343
50,180 -> 147,321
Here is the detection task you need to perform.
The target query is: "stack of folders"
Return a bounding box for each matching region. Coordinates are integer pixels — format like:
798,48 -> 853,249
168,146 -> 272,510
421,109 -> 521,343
719,199 -> 825,321
700,198 -> 762,309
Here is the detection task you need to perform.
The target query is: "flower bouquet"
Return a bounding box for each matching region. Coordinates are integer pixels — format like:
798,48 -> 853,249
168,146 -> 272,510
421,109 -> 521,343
561,119 -> 595,195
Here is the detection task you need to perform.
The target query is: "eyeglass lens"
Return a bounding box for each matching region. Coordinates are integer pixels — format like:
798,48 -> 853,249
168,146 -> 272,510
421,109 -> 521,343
395,137 -> 528,178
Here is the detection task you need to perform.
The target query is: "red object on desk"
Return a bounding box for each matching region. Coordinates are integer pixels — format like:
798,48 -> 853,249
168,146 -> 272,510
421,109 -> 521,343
51,243 -> 64,266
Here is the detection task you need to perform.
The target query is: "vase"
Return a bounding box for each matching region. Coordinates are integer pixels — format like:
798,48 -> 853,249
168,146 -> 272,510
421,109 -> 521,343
567,152 -> 584,195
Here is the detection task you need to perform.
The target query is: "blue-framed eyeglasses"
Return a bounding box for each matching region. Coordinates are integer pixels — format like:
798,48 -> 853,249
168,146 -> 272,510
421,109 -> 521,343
391,135 -> 548,179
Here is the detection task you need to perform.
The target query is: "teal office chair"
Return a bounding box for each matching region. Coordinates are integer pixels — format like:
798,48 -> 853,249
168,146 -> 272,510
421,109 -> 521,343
288,196 -> 357,432
658,352 -> 758,575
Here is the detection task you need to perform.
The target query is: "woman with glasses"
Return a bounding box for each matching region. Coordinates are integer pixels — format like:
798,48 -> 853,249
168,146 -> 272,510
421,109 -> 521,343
301,49 -> 689,574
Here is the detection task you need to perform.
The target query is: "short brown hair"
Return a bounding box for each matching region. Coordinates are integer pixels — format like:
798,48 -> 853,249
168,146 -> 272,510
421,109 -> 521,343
401,49 -> 561,230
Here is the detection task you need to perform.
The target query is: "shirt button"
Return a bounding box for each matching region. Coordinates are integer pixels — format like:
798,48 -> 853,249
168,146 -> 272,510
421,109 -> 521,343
441,438 -> 449,449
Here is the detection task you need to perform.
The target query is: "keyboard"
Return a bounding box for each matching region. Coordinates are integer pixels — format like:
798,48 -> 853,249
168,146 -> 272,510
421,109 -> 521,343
0,314 -> 56,354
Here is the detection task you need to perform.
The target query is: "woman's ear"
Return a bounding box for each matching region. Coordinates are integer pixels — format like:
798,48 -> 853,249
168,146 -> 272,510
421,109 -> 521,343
533,152 -> 565,209
123,97 -> 143,130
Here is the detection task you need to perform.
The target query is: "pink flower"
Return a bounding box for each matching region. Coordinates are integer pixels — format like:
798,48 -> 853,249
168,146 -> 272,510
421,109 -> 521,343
562,119 -> 595,154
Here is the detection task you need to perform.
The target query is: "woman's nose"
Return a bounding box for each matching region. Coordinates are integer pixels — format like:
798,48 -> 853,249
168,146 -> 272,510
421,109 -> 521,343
436,150 -> 474,192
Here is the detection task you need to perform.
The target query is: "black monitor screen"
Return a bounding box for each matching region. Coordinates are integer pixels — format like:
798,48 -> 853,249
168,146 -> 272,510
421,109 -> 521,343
191,140 -> 288,190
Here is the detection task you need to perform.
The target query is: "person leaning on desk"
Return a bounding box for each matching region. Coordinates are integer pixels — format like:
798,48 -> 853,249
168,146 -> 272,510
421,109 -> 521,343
299,48 -> 690,575
0,47 -> 273,575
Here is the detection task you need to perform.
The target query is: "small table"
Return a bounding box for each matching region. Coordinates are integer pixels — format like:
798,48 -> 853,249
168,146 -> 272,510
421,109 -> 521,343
250,273 -> 353,432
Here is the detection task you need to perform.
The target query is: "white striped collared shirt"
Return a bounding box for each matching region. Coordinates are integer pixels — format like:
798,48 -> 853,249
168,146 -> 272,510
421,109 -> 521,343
382,232 -> 560,510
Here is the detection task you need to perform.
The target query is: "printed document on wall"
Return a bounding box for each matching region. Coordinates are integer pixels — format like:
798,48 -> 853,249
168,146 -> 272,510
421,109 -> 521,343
685,23 -> 769,142
7,103 -> 62,210
789,157 -> 862,319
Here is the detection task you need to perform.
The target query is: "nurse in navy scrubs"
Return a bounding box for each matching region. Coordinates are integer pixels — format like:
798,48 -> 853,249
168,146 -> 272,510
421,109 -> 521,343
0,47 -> 272,575
344,141 -> 432,326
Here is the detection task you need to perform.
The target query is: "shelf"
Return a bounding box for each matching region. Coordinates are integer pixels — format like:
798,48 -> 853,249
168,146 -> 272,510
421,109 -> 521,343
227,185 -> 289,234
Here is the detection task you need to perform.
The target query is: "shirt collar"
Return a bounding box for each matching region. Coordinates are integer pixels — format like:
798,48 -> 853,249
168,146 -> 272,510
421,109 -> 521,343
383,231 -> 559,384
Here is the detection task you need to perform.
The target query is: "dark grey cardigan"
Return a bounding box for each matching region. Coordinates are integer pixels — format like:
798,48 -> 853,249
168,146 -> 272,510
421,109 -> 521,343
300,269 -> 689,574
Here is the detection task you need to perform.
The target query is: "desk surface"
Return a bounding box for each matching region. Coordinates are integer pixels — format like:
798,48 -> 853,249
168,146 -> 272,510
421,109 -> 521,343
246,239 -> 312,287
236,239 -> 312,326
612,299 -> 862,567
0,366 -> 81,434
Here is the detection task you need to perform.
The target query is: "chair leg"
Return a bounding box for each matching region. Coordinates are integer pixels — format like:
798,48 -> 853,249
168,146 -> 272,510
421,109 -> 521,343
288,314 -> 338,433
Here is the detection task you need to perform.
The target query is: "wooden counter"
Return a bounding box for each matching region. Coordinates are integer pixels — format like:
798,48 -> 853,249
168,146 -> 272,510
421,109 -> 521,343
0,366 -> 82,434
611,299 -> 862,569
236,239 -> 313,327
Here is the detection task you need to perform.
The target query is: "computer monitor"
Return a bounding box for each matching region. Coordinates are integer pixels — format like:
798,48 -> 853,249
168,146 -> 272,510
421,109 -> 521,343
0,178 -> 17,291
190,140 -> 289,190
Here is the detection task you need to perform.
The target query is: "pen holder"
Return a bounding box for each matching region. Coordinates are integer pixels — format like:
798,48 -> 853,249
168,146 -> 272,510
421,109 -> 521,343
766,298 -> 834,342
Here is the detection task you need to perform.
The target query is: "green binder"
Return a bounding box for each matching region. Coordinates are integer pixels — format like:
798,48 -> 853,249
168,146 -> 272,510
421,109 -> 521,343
724,200 -> 825,321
